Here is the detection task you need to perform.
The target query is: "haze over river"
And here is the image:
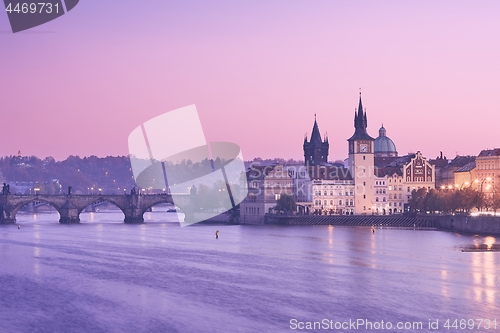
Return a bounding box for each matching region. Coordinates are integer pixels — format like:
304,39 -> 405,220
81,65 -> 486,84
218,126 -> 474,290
1,210 -> 499,332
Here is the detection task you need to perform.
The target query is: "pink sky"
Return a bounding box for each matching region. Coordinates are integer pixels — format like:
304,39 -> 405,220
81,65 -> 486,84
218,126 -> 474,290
1,1 -> 499,161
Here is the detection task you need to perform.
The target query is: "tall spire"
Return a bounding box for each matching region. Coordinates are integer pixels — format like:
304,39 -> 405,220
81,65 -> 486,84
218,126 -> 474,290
354,92 -> 367,130
310,117 -> 322,143
357,91 -> 364,122
348,91 -> 375,141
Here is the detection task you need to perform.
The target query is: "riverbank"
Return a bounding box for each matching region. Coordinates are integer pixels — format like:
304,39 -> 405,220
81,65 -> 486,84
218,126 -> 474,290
436,215 -> 500,236
237,213 -> 500,236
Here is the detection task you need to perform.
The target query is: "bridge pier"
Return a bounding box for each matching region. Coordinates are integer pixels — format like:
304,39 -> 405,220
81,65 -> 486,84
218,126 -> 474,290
59,202 -> 80,224
1,217 -> 16,224
123,208 -> 144,223
59,216 -> 81,224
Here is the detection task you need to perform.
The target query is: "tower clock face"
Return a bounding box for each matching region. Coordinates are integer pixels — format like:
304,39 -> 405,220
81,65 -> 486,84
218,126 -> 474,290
360,144 -> 368,153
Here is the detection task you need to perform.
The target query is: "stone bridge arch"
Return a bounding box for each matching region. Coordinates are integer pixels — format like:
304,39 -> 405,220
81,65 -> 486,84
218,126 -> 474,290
0,196 -> 68,223
0,193 -> 191,224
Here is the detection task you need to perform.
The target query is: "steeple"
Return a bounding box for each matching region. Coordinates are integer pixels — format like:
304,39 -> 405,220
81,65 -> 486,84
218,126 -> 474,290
310,118 -> 322,143
304,115 -> 329,166
348,92 -> 375,142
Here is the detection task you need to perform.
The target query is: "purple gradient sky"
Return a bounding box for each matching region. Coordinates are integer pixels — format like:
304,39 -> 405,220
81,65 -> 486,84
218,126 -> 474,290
1,1 -> 499,161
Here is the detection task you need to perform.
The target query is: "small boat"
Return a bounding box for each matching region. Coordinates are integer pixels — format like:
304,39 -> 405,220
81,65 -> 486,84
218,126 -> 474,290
167,208 -> 177,213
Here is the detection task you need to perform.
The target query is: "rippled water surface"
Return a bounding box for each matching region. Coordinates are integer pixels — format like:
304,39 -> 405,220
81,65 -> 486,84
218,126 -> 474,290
1,211 -> 499,333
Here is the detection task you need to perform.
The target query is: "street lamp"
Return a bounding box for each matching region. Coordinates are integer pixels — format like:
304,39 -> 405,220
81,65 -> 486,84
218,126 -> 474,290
98,188 -> 102,195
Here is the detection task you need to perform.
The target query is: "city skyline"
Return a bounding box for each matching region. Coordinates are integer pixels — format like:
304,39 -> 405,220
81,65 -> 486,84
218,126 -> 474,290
1,1 -> 499,161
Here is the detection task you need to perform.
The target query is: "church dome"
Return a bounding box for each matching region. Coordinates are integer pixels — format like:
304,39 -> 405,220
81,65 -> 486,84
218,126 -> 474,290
374,126 -> 398,157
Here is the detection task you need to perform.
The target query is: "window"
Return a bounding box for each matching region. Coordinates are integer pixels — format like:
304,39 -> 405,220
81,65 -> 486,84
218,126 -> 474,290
324,200 -> 327,205
363,182 -> 366,186
330,200 -> 333,205
363,195 -> 366,199
383,197 -> 386,202
339,200 -> 342,205
376,197 -> 379,202
363,156 -> 366,160
407,187 -> 410,193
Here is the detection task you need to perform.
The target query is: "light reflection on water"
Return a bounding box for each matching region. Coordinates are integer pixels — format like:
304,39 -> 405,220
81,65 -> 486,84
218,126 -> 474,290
0,211 -> 499,333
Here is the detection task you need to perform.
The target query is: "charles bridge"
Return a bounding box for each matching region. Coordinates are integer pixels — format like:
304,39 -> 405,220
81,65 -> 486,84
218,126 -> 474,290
0,193 -> 190,224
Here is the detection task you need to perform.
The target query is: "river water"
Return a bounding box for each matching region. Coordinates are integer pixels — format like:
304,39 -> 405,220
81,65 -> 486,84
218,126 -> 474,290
1,210 -> 499,333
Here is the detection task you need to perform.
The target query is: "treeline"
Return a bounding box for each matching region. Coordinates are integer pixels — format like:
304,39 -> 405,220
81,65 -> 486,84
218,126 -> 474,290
0,155 -> 135,194
409,187 -> 500,214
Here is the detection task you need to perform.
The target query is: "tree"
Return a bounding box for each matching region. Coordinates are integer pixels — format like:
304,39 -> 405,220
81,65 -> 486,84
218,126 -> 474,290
275,194 -> 296,214
408,188 -> 427,213
491,191 -> 500,213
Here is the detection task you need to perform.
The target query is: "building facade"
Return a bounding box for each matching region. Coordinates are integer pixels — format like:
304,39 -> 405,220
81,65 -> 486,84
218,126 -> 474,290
475,149 -> 500,194
240,163 -> 295,223
309,165 -> 355,215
